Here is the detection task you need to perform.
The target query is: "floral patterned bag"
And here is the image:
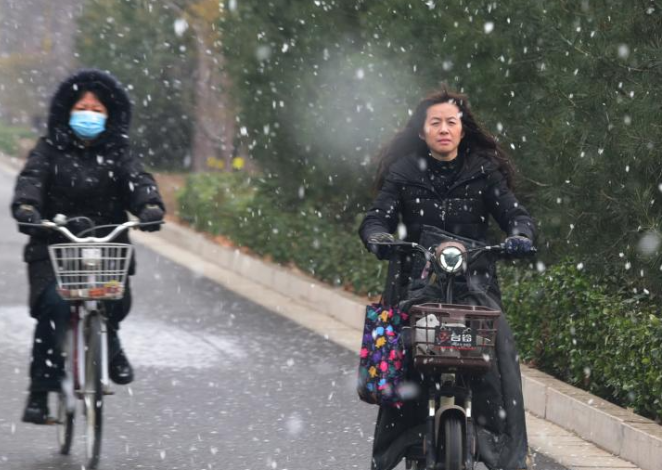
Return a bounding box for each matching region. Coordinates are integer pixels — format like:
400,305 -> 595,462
356,303 -> 408,407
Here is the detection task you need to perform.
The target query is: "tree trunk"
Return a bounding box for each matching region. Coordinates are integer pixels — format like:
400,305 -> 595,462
190,26 -> 235,172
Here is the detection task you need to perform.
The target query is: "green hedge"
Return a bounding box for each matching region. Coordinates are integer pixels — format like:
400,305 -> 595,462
177,172 -> 385,295
179,173 -> 662,422
502,263 -> 662,422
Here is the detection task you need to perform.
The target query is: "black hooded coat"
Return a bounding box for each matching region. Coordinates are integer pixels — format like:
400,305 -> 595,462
359,149 -> 536,470
11,69 -> 164,314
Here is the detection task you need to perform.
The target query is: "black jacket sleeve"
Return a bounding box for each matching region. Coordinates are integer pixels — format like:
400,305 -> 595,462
11,139 -> 51,217
483,169 -> 536,240
358,176 -> 402,248
117,150 -> 165,216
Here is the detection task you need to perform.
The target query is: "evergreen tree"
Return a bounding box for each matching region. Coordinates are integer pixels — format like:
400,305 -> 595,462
77,0 -> 197,169
220,0 -> 662,290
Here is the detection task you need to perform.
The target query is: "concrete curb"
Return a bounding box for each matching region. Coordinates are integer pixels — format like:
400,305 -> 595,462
155,221 -> 662,470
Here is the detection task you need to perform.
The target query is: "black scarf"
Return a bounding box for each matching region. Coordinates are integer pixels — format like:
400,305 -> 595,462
425,152 -> 464,195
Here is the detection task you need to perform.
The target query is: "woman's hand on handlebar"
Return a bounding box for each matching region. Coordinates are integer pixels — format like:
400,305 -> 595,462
138,204 -> 165,232
366,232 -> 395,260
14,204 -> 43,236
504,235 -> 536,257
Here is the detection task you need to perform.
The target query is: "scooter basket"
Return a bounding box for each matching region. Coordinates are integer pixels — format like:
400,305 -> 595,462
48,243 -> 133,300
409,303 -> 500,373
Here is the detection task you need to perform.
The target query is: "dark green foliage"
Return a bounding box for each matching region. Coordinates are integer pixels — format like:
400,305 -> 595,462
502,262 -> 662,422
177,172 -> 386,295
221,0 -> 662,289
72,0 -> 662,283
221,0 -> 417,226
76,0 -> 196,170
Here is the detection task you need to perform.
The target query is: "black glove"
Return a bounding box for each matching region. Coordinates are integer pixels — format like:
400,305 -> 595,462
138,204 -> 164,232
14,204 -> 42,236
366,232 -> 395,260
504,235 -> 534,257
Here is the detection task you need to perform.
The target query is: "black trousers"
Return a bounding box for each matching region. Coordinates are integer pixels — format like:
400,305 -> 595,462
29,281 -> 131,392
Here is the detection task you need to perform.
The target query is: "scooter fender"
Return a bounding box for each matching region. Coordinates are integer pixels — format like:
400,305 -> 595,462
434,404 -> 466,445
436,404 -> 477,469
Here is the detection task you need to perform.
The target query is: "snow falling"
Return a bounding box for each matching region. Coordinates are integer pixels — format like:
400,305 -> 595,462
0,0 -> 660,468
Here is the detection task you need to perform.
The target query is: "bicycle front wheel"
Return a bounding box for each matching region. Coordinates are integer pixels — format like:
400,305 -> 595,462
57,319 -> 76,454
84,314 -> 104,469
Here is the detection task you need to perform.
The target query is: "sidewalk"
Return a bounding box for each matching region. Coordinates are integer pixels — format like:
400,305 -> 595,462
1,154 -> 660,470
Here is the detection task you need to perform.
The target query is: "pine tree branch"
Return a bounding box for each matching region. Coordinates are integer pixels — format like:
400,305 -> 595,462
521,176 -> 552,188
555,29 -> 590,57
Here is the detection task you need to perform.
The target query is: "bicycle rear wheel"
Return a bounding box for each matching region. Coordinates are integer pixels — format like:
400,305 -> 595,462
84,314 -> 104,469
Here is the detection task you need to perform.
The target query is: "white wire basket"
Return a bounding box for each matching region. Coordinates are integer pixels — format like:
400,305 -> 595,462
48,243 -> 133,300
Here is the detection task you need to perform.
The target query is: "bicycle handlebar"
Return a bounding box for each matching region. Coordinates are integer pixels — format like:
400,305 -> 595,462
17,219 -> 163,243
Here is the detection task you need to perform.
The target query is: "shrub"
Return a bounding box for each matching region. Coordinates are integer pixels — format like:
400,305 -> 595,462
177,172 -> 386,295
502,262 -> 662,422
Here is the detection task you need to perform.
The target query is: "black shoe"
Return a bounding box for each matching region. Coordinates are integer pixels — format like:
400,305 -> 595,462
108,330 -> 134,385
109,349 -> 134,385
22,391 -> 49,424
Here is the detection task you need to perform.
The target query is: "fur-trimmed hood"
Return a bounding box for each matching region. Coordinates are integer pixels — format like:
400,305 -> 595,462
47,69 -> 132,149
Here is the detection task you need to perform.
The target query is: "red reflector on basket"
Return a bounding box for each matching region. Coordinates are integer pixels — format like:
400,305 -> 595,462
88,288 -> 106,298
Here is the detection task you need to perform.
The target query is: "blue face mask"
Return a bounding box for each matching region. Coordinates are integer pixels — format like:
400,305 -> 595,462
69,110 -> 107,140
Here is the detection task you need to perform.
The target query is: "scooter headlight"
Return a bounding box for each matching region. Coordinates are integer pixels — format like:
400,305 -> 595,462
438,246 -> 464,273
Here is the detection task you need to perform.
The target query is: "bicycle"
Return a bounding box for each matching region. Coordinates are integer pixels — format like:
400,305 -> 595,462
18,216 -> 162,469
374,236 -> 535,470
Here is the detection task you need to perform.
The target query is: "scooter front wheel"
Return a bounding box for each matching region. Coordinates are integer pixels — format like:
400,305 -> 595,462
444,415 -> 463,470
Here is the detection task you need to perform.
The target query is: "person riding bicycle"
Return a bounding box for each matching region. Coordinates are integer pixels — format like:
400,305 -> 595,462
359,87 -> 536,470
11,69 -> 165,424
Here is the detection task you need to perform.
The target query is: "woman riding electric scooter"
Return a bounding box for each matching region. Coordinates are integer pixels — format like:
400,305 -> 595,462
359,87 -> 536,470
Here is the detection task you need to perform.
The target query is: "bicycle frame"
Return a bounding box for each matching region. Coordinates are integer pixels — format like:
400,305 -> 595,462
65,301 -> 110,401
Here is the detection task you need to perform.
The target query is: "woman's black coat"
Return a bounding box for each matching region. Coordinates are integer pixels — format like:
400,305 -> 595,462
360,150 -> 535,297
360,149 -> 535,249
358,149 -> 536,470
11,69 -> 164,313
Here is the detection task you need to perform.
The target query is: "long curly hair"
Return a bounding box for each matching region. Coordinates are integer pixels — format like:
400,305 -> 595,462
374,86 -> 514,190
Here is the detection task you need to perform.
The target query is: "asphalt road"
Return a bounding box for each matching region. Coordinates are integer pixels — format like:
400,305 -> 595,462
0,165 -> 566,470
